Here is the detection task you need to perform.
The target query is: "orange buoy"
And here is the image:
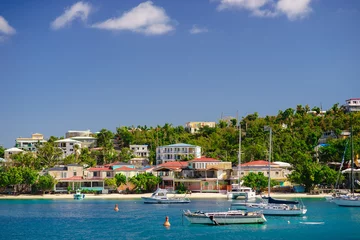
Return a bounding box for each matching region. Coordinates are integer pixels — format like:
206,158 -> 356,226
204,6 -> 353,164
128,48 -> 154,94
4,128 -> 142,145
163,216 -> 171,227
114,204 -> 119,212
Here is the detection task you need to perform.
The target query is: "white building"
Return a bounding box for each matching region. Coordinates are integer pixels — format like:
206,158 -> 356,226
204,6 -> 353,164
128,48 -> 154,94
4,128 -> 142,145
345,98 -> 360,112
70,136 -> 97,148
66,130 -> 92,138
185,122 -> 216,134
4,147 -> 24,160
15,133 -> 47,152
55,139 -> 82,158
129,145 -> 150,167
156,143 -> 201,165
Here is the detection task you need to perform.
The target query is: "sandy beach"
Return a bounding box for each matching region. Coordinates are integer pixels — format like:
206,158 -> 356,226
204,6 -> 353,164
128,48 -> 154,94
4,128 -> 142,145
0,192 -> 331,200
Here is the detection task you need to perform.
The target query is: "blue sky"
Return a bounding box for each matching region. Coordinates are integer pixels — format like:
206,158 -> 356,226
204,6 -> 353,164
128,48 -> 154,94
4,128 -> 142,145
0,0 -> 359,148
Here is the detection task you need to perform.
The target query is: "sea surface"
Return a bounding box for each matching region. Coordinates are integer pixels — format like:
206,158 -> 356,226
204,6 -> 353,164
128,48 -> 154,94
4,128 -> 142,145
0,197 -> 359,240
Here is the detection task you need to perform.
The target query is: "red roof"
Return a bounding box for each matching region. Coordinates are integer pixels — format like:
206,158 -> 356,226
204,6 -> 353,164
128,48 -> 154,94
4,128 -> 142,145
87,167 -> 112,171
240,160 -> 278,167
114,166 -> 136,171
157,161 -> 188,167
190,157 -> 221,162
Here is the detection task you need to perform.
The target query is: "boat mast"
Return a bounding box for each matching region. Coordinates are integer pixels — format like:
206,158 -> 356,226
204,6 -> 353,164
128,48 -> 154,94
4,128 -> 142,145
238,121 -> 242,189
268,127 -> 272,198
351,126 -> 354,196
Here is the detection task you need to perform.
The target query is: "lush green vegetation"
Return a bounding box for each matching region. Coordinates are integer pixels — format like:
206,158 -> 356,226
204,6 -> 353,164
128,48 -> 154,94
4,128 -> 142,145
1,103 -> 359,192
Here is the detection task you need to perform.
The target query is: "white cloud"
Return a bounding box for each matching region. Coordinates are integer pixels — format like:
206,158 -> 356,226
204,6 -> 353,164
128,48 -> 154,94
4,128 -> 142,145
190,25 -> 209,34
0,16 -> 16,35
276,0 -> 312,20
215,0 -> 313,20
92,1 -> 174,35
50,1 -> 92,30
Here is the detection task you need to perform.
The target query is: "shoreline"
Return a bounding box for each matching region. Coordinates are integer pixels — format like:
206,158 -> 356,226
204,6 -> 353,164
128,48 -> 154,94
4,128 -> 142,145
0,192 -> 332,200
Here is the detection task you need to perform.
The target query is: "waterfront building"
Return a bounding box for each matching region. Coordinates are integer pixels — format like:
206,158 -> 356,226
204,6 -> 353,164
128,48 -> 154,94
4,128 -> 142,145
15,133 -> 47,152
345,98 -> 360,112
185,121 -> 216,134
55,138 -> 82,158
156,143 -> 202,165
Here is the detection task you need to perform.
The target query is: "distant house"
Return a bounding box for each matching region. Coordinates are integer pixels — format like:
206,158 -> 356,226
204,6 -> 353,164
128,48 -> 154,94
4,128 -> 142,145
4,147 -> 24,161
15,133 -> 47,152
234,160 -> 290,183
55,138 -> 82,158
345,98 -> 360,112
156,143 -> 201,165
318,131 -> 337,144
129,145 -> 150,167
185,121 -> 216,134
66,130 -> 92,138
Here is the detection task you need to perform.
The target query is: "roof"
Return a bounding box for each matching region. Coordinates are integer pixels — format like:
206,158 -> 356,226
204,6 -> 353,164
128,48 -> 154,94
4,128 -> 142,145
273,161 -> 292,167
160,143 -> 199,148
70,136 -> 96,140
67,164 -> 82,167
240,160 -> 278,167
87,167 -> 112,171
153,161 -> 188,171
55,138 -> 81,143
189,157 -> 221,162
48,166 -> 67,171
5,147 -> 24,152
114,166 -> 137,171
346,98 -> 360,101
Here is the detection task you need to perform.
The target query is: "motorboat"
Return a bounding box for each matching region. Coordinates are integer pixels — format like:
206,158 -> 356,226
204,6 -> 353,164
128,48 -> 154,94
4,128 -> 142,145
183,209 -> 266,225
73,189 -> 85,200
142,188 -> 190,204
227,184 -> 256,200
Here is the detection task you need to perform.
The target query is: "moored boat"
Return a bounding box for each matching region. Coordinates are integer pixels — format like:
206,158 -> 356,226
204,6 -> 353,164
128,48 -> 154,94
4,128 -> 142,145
73,189 -> 85,200
142,188 -> 190,204
183,210 -> 266,225
231,202 -> 307,216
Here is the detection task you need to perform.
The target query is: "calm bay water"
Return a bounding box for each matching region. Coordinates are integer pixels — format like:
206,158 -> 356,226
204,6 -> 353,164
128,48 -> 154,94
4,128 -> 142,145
0,198 -> 359,240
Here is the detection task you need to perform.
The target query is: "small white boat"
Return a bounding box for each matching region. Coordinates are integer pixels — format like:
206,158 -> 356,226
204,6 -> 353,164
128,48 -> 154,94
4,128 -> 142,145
333,195 -> 360,207
73,189 -> 85,200
183,210 -> 266,225
227,184 -> 256,200
142,188 -> 190,204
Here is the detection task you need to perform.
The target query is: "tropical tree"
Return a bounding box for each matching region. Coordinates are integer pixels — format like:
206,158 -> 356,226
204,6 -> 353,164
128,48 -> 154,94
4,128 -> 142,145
129,173 -> 160,193
242,172 -> 275,193
0,146 -> 5,158
36,174 -> 57,194
118,147 -> 134,163
115,173 -> 127,187
36,142 -> 63,168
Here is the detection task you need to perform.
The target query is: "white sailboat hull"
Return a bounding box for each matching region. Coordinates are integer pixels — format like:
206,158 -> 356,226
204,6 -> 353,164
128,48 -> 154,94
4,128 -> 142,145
142,197 -> 190,204
232,203 -> 307,216
333,197 -> 360,207
184,210 -> 266,225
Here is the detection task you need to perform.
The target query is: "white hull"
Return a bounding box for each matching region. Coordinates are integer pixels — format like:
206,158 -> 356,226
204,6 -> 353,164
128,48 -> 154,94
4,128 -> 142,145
333,197 -> 360,207
227,191 -> 256,200
232,203 -> 307,216
184,210 -> 266,225
142,197 -> 190,204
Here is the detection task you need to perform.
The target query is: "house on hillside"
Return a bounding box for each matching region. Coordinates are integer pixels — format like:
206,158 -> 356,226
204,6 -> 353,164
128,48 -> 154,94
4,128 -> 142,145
15,133 -> 47,152
156,143 -> 201,165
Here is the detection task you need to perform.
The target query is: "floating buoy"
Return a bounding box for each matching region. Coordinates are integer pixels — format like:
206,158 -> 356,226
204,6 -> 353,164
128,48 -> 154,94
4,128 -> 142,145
114,204 -> 119,212
163,216 -> 171,227
288,221 -> 290,224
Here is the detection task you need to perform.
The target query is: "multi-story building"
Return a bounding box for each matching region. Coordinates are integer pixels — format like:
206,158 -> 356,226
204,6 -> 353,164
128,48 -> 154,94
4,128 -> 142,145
15,133 -> 47,152
55,138 -> 82,158
129,145 -> 150,167
156,143 -> 201,165
70,136 -> 97,148
65,130 -> 92,138
185,122 -> 216,134
345,98 -> 360,112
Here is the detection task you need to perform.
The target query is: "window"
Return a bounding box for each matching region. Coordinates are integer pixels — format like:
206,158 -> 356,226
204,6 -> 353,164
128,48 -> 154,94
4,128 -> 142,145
61,172 -> 67,178
94,172 -> 98,177
73,171 -> 77,176
70,149 -> 73,151
106,172 -> 111,177
70,143 -> 73,146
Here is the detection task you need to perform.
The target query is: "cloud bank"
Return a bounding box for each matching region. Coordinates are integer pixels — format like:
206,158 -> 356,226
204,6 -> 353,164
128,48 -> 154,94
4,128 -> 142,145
51,1 -> 92,30
216,0 -> 313,20
92,1 -> 174,35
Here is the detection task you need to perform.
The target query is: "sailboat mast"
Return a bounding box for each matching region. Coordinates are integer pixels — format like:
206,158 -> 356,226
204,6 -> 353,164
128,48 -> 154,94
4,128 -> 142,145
268,127 -> 272,198
351,126 -> 354,195
238,122 -> 241,189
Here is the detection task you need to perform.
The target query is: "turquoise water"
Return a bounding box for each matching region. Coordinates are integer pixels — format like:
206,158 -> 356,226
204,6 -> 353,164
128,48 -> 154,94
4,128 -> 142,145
0,198 -> 359,240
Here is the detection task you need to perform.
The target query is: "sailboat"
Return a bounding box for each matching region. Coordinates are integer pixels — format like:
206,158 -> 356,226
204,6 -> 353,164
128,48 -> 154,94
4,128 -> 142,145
333,126 -> 360,207
232,126 -> 307,216
227,122 -> 256,200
